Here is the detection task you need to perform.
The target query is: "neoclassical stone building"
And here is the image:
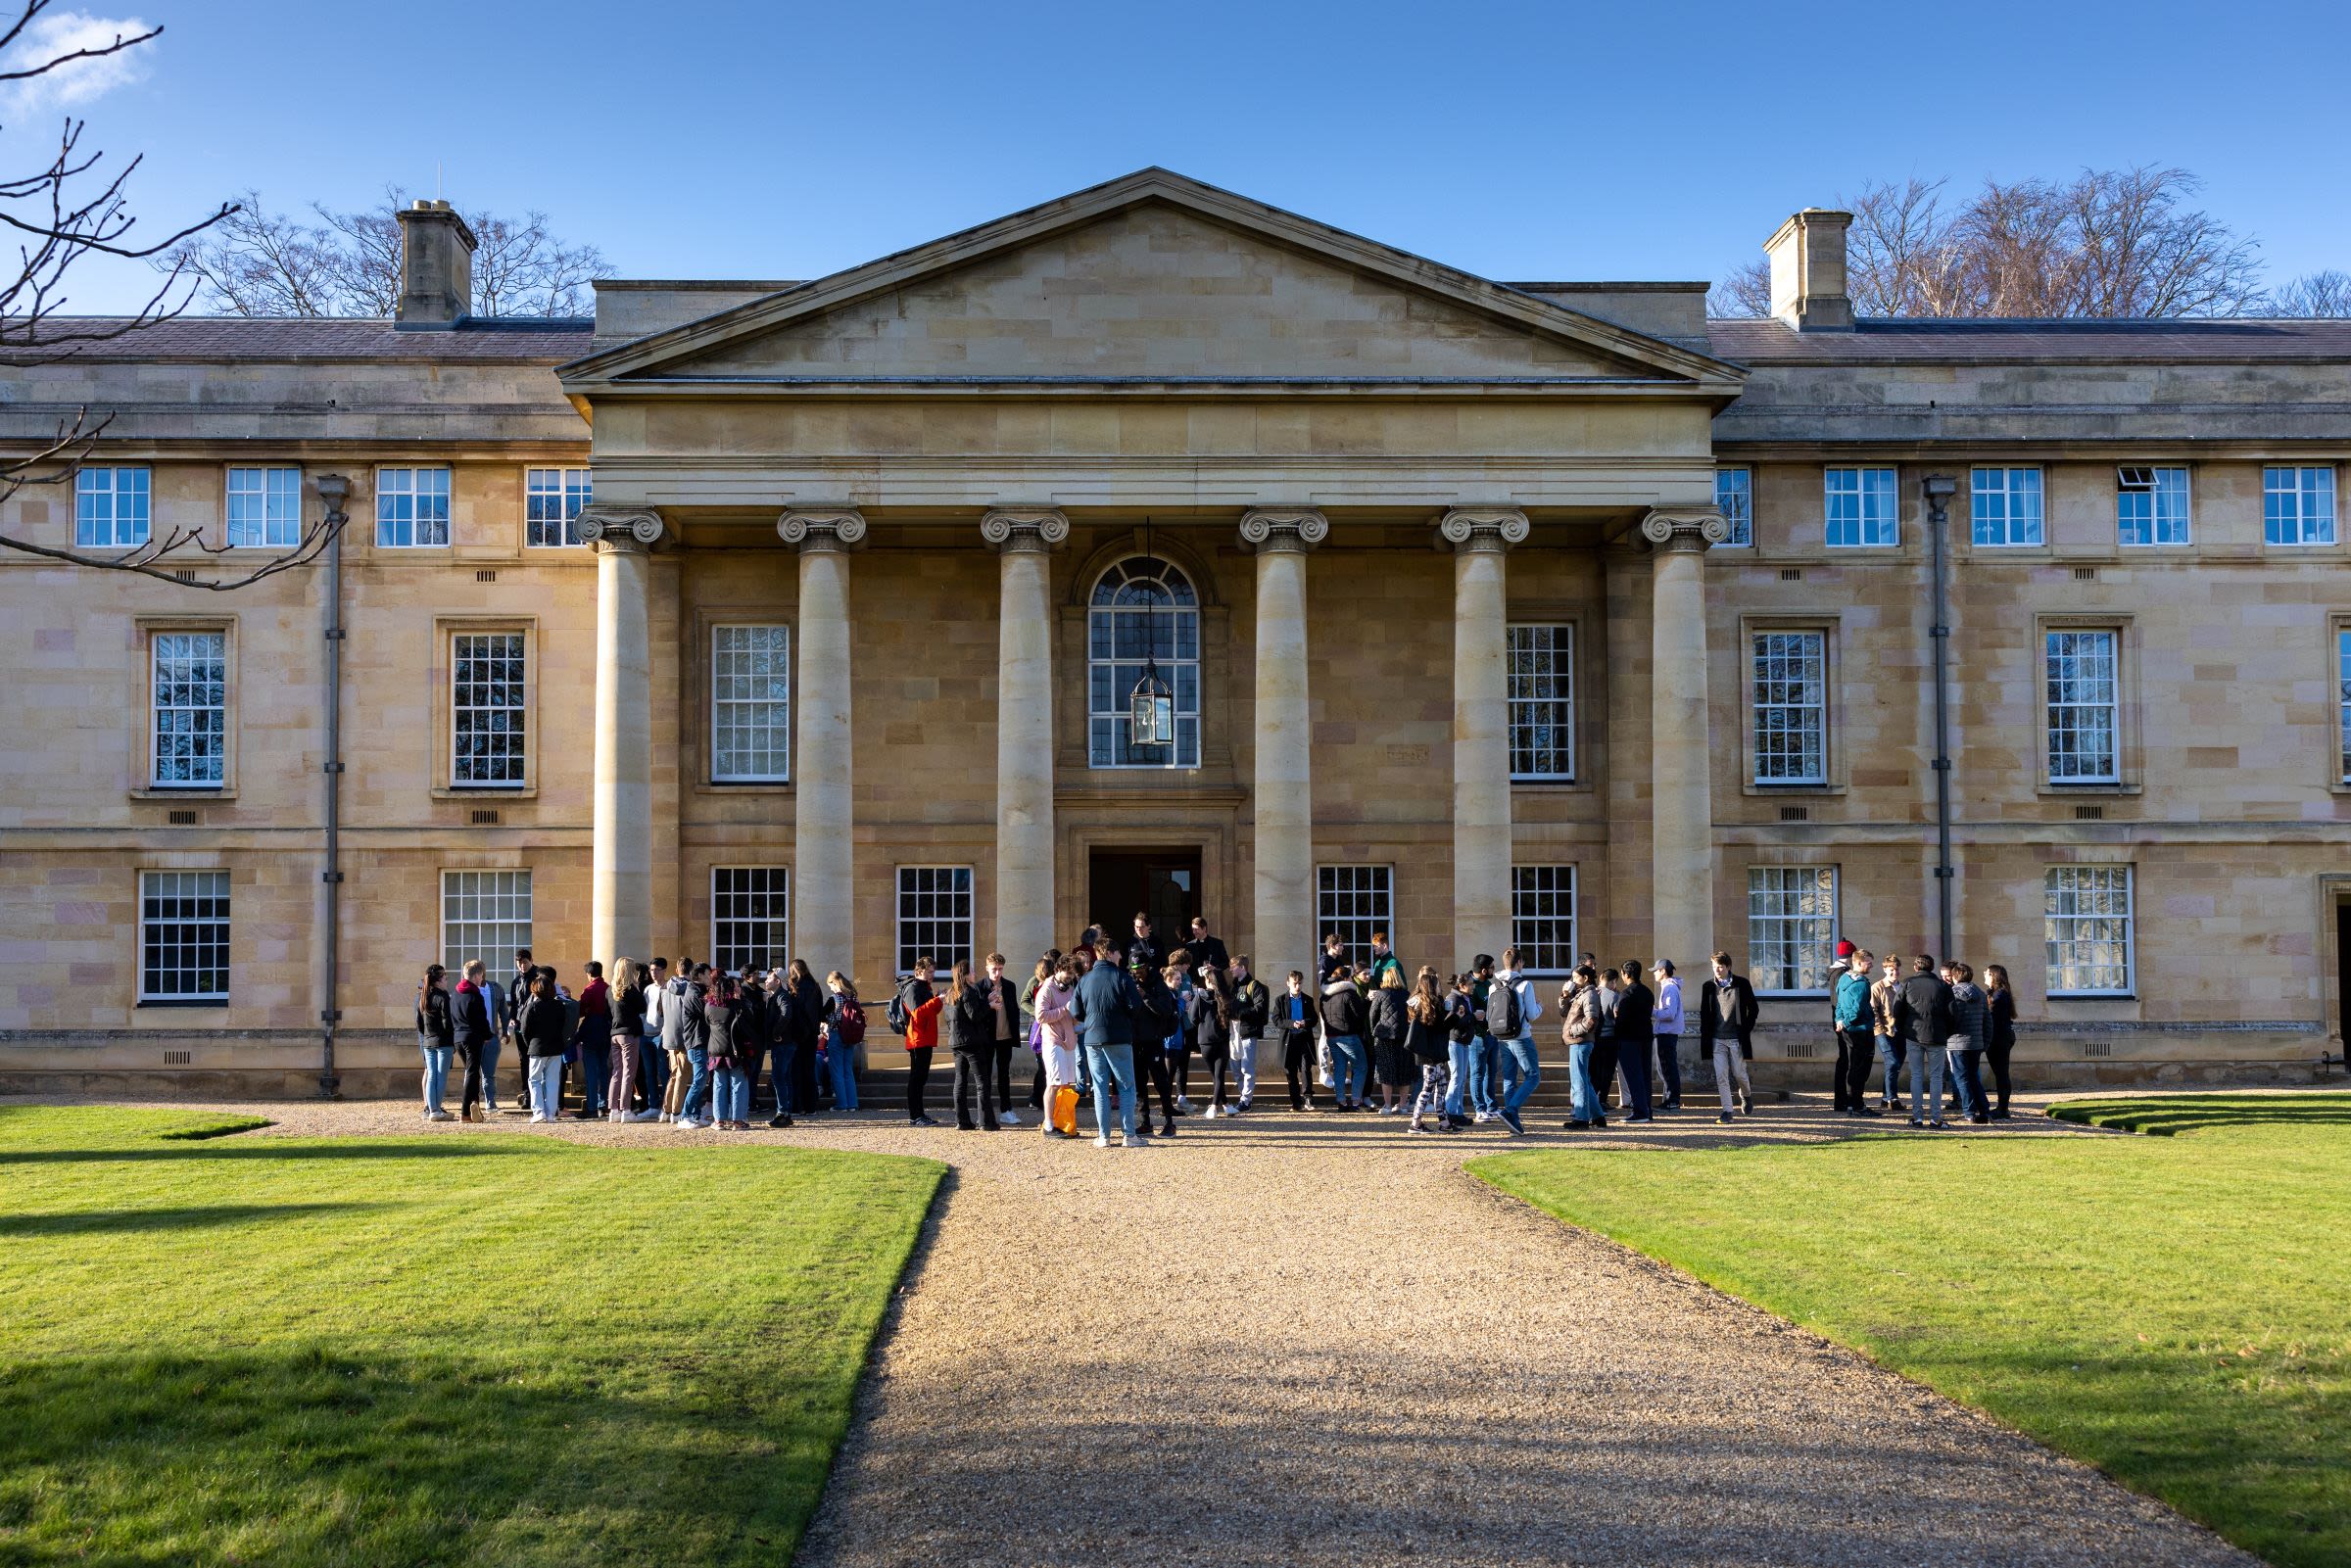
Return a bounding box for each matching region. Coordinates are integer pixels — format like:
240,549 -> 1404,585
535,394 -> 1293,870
3,169 -> 2346,1093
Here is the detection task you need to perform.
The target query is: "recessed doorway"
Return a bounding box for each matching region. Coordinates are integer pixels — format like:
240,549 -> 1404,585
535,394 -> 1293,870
1087,846 -> 1203,947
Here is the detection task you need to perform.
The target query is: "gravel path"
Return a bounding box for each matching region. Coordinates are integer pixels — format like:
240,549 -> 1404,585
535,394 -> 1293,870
23,1091 -> 2254,1567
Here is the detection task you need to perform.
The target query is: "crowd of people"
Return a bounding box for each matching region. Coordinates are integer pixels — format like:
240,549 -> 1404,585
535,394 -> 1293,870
411,917 -> 2021,1139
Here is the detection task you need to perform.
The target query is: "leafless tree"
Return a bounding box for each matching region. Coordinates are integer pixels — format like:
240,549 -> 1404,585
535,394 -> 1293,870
1712,166 -> 2266,321
0,4 -> 345,591
2260,270 -> 2351,317
171,185 -> 609,318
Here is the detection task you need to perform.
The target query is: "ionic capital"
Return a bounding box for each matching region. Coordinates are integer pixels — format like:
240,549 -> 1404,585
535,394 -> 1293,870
778,506 -> 868,554
1640,506 -> 1730,555
1239,507 -> 1328,554
981,506 -> 1071,555
1436,507 -> 1530,554
578,505 -> 668,555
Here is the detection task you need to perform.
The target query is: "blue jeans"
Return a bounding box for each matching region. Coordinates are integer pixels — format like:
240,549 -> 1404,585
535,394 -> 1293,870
713,1066 -> 749,1123
1326,1034 -> 1367,1102
1568,1039 -> 1601,1122
1876,1034 -> 1903,1103
1475,1033 -> 1502,1113
418,1040 -> 452,1113
1906,1039 -> 1946,1119
682,1045 -> 712,1120
528,1054 -> 563,1118
829,1037 -> 859,1110
1444,1038 -> 1477,1117
1500,1034 -> 1541,1116
761,1044 -> 792,1113
1947,1047 -> 1990,1118
480,1034 -> 502,1105
1083,1042 -> 1137,1139
643,1035 -> 668,1100
579,1038 -> 610,1116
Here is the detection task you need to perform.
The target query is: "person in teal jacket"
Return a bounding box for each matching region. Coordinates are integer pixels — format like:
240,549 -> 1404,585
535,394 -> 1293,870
1833,947 -> 1881,1117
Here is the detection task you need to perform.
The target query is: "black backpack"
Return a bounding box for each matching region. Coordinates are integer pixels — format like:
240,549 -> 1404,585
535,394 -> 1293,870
1490,978 -> 1523,1040
888,979 -> 915,1034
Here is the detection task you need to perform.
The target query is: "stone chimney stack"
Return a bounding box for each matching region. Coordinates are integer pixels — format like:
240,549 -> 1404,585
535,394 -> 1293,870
1764,208 -> 1854,331
394,199 -> 476,328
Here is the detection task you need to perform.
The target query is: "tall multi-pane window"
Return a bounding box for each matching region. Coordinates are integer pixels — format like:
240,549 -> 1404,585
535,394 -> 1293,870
2116,466 -> 2189,546
2045,630 -> 2119,784
75,466 -> 150,546
1714,466 -> 1752,547
1510,866 -> 1577,975
1748,867 -> 1838,995
1317,865 -> 1393,960
1087,558 -> 1200,768
441,870 -> 532,975
139,869 -> 230,1003
1823,466 -> 1898,547
1506,623 -> 1574,780
226,466 -> 301,547
1970,466 -> 2044,546
2045,865 -> 2134,995
2265,465 -> 2336,546
896,866 -> 974,975
451,632 -> 527,787
151,631 -> 226,787
1751,631 -> 1827,784
710,624 -> 790,783
525,467 -> 592,547
2338,630 -> 2351,784
376,466 -> 452,547
712,867 -> 790,975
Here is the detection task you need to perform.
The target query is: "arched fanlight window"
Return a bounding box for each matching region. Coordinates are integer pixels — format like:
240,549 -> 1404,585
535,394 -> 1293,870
1087,556 -> 1200,768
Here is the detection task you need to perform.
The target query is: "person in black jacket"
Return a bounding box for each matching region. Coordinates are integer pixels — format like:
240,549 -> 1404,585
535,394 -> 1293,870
1271,970 -> 1320,1111
1225,957 -> 1269,1114
1319,970 -> 1370,1111
1698,951 -> 1759,1123
449,960 -> 495,1122
1894,954 -> 1955,1127
1126,911 -> 1160,974
1193,967 -> 1234,1116
1984,964 -> 2019,1119
787,959 -> 825,1118
1132,959 -> 1180,1135
943,960 -> 1001,1132
979,953 -> 1025,1127
516,969 -> 570,1124
416,964 -> 456,1123
1185,916 -> 1230,976
1613,961 -> 1657,1123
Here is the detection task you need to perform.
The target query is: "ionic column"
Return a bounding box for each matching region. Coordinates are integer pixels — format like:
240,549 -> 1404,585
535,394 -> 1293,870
779,507 -> 865,971
580,505 -> 668,965
1441,508 -> 1529,963
1240,507 -> 1326,987
1642,505 -> 1729,973
983,507 -> 1069,968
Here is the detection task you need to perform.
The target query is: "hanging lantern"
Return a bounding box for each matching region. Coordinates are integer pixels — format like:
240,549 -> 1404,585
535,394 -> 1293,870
1128,661 -> 1175,748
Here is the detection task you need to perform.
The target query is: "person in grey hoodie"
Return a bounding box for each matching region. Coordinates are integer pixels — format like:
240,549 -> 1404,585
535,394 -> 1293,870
1943,961 -> 1993,1125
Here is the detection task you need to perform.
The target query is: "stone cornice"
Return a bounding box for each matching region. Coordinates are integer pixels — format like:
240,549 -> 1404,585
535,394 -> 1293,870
777,506 -> 868,553
980,506 -> 1071,554
1436,507 -> 1530,553
1640,506 -> 1730,554
1238,507 -> 1328,554
577,505 -> 668,554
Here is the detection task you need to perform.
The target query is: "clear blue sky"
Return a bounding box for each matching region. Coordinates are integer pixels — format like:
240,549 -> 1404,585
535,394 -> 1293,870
34,0 -> 2351,312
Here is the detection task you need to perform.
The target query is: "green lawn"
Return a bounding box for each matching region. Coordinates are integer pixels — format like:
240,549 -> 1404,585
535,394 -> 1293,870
0,1106 -> 942,1567
1470,1096 -> 2351,1568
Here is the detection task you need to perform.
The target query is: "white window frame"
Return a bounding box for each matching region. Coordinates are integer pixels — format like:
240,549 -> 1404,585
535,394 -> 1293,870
1086,557 -> 1202,770
1969,466 -> 2044,547
150,630 -> 227,788
710,623 -> 791,784
76,465 -> 150,547
525,467 -> 592,547
440,869 -> 533,977
1747,866 -> 1839,997
451,631 -> 528,789
2045,629 -> 2120,784
138,868 -> 230,1004
376,465 -> 452,548
711,867 -> 790,976
2265,465 -> 2336,547
1510,865 -> 1577,976
1506,622 -> 1574,781
2116,465 -> 2190,547
225,465 -> 302,548
1824,465 -> 1898,548
2044,865 -> 2135,997
1751,630 -> 1828,785
896,865 -> 975,977
1316,864 -> 1394,963
1714,466 -> 1753,547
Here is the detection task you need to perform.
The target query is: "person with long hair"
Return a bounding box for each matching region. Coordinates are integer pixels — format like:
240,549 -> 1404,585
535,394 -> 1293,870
451,960 -> 495,1123
823,971 -> 864,1113
1194,964 -> 1234,1117
1984,963 -> 2018,1118
706,971 -> 753,1131
1024,954 -> 1056,1114
786,958 -> 824,1117
415,963 -> 455,1122
608,958 -> 649,1122
1367,965 -> 1412,1116
1560,964 -> 1604,1129
945,959 -> 1001,1132
1404,968 -> 1453,1133
517,968 -> 569,1125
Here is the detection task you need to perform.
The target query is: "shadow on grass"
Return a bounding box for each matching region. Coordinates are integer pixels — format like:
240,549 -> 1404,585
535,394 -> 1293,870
0,1140 -> 539,1167
2049,1093 -> 2351,1135
0,1202 -> 392,1238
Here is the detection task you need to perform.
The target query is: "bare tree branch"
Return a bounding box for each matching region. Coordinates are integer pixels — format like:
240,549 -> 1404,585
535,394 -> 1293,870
2258,270 -> 2351,318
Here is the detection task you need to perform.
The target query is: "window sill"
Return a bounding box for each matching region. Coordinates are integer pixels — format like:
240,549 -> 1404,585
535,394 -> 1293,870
2046,993 -> 2137,1003
1744,782 -> 1845,798
2038,782 -> 2140,798
433,785 -> 538,801
134,784 -> 234,801
136,998 -> 228,1009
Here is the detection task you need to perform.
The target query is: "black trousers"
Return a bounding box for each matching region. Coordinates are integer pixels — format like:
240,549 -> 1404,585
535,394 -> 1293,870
1029,1053 -> 1046,1109
905,1046 -> 935,1121
456,1040 -> 484,1116
1834,1027 -> 1875,1110
1137,1045 -> 1176,1122
1590,1037 -> 1620,1113
1987,1039 -> 2014,1111
1170,1047 -> 1192,1103
1617,1035 -> 1654,1117
952,1046 -> 998,1129
1281,1033 -> 1317,1108
1655,1033 -> 1683,1104
793,1037 -> 819,1113
991,1039 -> 1017,1110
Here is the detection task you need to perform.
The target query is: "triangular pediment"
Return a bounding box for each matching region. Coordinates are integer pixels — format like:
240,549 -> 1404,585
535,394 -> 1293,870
560,170 -> 1743,395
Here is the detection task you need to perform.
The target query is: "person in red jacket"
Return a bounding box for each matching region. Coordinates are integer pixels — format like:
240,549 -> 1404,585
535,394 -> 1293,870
896,956 -> 945,1127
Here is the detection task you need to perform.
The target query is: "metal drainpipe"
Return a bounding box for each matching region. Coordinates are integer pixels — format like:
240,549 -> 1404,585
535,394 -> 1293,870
1923,474 -> 1958,960
315,475 -> 351,1098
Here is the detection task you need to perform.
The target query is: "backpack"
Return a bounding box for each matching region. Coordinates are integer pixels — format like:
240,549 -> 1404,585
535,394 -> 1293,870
1490,977 -> 1524,1039
888,981 -> 913,1033
836,1000 -> 867,1048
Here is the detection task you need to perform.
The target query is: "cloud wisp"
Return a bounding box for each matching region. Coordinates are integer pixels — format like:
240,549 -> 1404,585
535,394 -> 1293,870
0,10 -> 154,123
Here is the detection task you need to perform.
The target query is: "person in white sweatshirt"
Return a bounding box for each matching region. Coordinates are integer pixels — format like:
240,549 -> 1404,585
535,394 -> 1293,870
1650,958 -> 1686,1111
1488,945 -> 1546,1136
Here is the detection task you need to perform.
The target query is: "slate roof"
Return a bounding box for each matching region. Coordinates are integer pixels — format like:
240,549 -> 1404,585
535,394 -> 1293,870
1705,316 -> 2351,366
0,315 -> 594,363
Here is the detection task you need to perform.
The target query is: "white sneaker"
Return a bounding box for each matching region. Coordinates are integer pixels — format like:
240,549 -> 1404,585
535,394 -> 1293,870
1473,1111 -> 1494,1124
606,1111 -> 625,1123
1001,1110 -> 1022,1126
1122,1132 -> 1142,1148
630,1110 -> 660,1122
1094,1134 -> 1112,1148
529,1113 -> 550,1124
429,1110 -> 455,1121
671,1117 -> 700,1131
1205,1104 -> 1220,1119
